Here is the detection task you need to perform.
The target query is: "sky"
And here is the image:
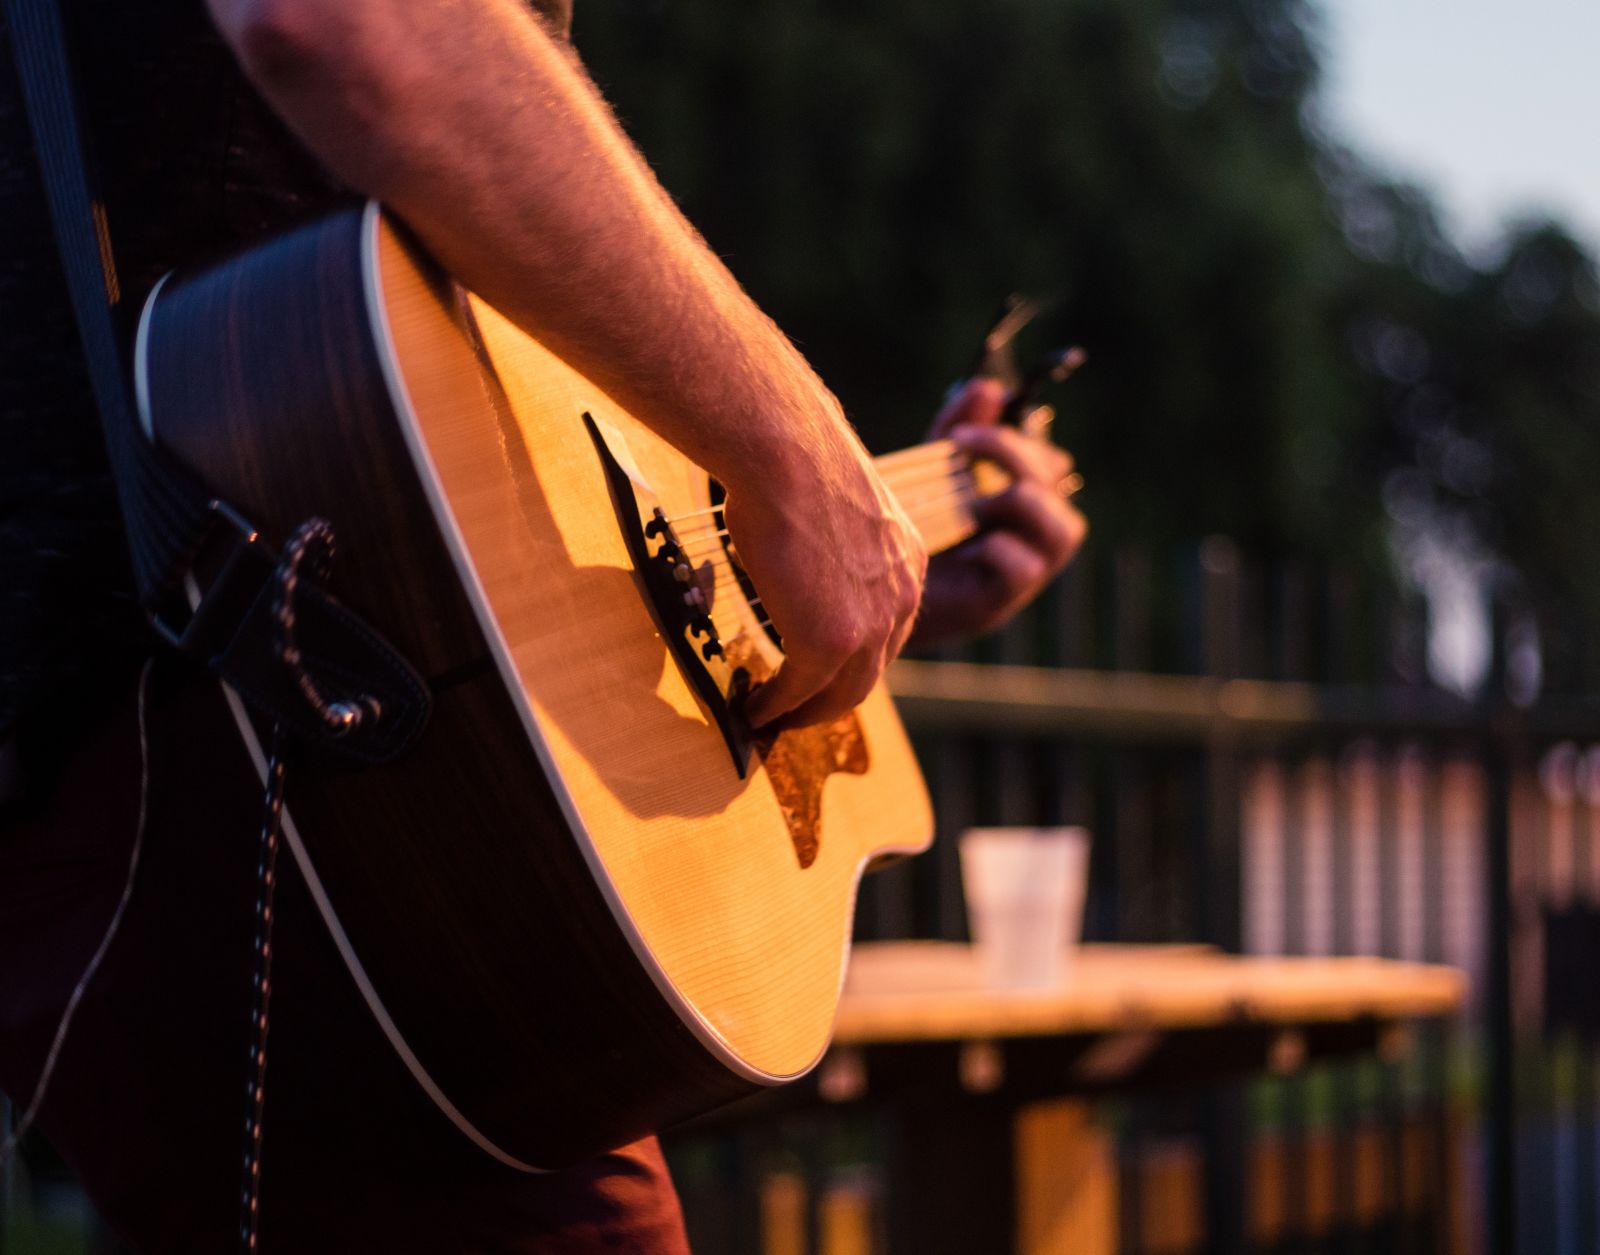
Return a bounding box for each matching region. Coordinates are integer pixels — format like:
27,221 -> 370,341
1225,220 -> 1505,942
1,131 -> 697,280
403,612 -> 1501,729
1317,0 -> 1600,259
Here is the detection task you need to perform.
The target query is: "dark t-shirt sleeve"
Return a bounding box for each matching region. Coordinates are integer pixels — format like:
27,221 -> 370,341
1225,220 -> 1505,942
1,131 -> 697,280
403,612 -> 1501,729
0,0 -> 344,746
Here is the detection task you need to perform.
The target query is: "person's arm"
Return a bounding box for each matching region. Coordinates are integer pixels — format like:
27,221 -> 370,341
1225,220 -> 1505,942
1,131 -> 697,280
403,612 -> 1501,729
205,0 -> 924,729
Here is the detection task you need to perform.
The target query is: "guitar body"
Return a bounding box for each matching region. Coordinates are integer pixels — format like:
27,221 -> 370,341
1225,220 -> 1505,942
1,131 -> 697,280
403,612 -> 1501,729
134,203 -> 933,1169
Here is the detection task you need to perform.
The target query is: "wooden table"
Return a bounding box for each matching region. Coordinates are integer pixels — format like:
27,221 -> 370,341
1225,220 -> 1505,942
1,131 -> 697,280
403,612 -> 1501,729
837,941 -> 1462,1042
745,942 -> 1466,1255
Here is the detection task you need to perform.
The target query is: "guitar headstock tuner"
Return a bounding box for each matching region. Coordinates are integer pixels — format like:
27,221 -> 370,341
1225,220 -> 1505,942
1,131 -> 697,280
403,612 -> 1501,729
967,293 -> 1087,428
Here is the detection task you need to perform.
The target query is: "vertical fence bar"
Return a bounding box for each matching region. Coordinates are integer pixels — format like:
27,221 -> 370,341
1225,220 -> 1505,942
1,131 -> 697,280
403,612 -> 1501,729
925,732 -> 977,942
1329,752 -> 1359,1255
1110,542 -> 1156,1252
1200,539 -> 1242,948
1421,749 -> 1453,1255
1483,728 -> 1517,1255
1348,743 -> 1387,1252
1576,749 -> 1600,1255
994,612 -> 1038,828
1197,540 -> 1246,1255
1544,745 -> 1580,1255
1511,745 -> 1552,1255
1242,757 -> 1287,959
1373,745 -> 1402,1255
1062,552 -> 1108,940
1275,556 -> 1314,1255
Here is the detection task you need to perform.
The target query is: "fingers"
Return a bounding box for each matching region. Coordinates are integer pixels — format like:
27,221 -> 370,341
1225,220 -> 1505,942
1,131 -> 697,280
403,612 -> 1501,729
753,644 -> 885,733
906,384 -> 1091,650
908,533 -> 1054,648
742,647 -> 846,730
969,529 -> 1051,610
930,377 -> 1007,438
742,624 -> 857,726
949,422 -> 1074,488
744,630 -> 890,732
975,479 -> 1087,574
742,560 -> 922,732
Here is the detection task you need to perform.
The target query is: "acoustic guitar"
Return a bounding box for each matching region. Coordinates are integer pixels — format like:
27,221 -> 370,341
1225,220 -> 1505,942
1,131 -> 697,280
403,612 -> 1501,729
134,203 -> 1008,1170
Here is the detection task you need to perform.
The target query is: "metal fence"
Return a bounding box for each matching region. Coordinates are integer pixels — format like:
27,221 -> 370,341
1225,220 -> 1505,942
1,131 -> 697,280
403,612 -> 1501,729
666,537 -> 1600,1254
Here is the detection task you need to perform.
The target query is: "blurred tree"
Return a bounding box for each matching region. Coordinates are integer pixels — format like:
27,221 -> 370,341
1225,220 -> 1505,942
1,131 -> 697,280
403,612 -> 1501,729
1346,213 -> 1600,689
575,0 -> 1349,546
1466,225 -> 1600,688
573,0 -> 1600,687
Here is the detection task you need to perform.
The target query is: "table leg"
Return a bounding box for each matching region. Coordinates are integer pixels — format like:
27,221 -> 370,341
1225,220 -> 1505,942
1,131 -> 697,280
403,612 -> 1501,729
1015,1099 -> 1117,1255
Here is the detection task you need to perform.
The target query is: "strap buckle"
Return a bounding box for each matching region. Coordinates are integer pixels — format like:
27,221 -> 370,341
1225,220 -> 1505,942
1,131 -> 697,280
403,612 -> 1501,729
149,498 -> 274,655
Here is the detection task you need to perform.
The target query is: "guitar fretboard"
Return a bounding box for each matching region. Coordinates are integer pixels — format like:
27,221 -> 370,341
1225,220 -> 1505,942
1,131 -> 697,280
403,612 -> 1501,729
873,440 -> 1010,557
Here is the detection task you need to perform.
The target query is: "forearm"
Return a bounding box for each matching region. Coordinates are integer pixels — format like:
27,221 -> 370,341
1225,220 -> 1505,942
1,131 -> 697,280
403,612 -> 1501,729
209,0 -> 850,493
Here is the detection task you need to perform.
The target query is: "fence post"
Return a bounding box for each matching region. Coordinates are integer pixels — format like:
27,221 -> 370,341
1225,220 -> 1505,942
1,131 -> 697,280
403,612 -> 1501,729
1481,594 -> 1520,1255
1483,726 -> 1517,1255
1198,539 -> 1247,1255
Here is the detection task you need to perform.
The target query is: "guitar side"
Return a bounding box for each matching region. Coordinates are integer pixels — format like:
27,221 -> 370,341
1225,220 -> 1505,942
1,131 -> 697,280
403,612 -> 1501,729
136,203 -> 932,1168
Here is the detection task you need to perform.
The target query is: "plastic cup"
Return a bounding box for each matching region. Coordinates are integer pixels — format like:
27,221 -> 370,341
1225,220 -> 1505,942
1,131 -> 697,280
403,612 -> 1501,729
959,827 -> 1090,989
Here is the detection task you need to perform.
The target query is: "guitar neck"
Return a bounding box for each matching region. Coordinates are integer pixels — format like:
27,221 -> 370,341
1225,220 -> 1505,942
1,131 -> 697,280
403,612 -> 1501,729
872,441 -> 1010,557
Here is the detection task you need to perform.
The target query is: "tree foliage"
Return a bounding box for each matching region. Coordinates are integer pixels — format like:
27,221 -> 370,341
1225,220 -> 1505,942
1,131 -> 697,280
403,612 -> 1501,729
575,0 -> 1600,687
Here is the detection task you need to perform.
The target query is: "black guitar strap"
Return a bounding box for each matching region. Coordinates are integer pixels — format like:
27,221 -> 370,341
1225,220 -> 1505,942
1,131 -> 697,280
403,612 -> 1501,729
4,0 -> 430,761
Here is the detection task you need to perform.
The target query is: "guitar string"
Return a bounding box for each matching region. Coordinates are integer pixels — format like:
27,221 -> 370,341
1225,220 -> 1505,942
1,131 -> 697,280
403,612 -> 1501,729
671,470 -> 971,546
672,462 -> 981,548
683,498 -> 979,578
667,451 -> 969,537
658,455 -> 993,644
668,477 -> 966,544
877,449 -> 966,476
872,440 -> 963,471
701,499 -> 967,635
698,475 -> 980,575
677,476 -> 982,560
665,444 -> 967,525
683,479 -> 986,642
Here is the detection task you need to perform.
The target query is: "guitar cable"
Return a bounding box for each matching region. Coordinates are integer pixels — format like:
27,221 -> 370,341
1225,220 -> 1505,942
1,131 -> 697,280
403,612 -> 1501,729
240,725 -> 285,1254
240,515 -> 371,1252
239,519 -> 323,1252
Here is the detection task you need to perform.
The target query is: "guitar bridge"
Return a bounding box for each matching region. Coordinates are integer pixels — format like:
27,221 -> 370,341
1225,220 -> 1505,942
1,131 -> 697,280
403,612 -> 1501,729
585,414 -> 755,778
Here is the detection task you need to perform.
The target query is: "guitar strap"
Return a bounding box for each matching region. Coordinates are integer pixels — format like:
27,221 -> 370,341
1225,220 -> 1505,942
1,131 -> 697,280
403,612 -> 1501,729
4,0 -> 431,763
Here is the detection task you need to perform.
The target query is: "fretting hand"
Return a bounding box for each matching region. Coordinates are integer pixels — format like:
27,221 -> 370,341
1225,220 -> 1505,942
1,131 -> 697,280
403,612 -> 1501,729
907,378 -> 1088,647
